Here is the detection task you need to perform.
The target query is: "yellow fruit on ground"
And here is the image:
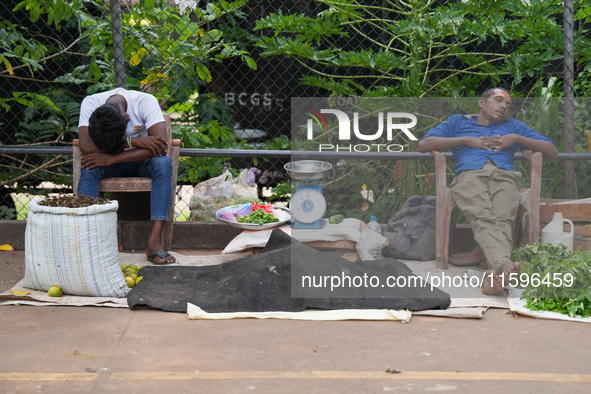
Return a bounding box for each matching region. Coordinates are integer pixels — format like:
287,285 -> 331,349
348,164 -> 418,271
135,276 -> 143,285
126,264 -> 138,272
125,276 -> 135,288
48,286 -> 63,297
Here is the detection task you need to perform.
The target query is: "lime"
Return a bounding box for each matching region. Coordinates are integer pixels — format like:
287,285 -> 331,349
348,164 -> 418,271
48,286 -> 63,297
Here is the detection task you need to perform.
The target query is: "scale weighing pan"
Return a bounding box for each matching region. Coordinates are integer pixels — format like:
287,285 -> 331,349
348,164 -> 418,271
284,160 -> 332,181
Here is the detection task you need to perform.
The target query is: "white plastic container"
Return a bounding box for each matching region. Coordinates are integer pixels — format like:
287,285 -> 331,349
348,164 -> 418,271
541,212 -> 574,252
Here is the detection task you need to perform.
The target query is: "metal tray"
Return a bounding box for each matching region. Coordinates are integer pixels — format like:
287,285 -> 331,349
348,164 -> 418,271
284,160 -> 332,181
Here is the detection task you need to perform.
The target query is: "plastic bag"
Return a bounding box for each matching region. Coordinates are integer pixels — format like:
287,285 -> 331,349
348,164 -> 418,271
217,202 -> 252,222
356,225 -> 389,261
189,169 -> 258,221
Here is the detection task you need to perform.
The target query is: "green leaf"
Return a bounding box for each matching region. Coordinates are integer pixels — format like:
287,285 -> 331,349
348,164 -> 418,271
196,63 -> 212,82
201,29 -> 223,44
243,55 -> 257,70
129,48 -> 147,67
1,55 -> 13,76
89,61 -> 101,80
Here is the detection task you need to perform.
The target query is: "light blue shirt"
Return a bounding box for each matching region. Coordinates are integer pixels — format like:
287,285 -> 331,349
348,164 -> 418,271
422,114 -> 555,176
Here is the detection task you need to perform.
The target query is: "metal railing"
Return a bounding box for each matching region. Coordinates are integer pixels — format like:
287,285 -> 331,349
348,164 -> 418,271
2,145 -> 590,222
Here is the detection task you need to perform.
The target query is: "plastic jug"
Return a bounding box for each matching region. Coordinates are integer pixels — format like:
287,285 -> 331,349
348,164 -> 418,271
541,212 -> 574,252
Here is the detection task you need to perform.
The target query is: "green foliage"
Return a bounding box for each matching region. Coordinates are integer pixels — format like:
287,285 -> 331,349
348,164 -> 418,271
268,180 -> 291,202
176,119 -> 240,182
1,0 -> 255,191
321,159 -> 430,223
254,0 -> 565,97
236,208 -> 278,225
0,89 -> 78,190
0,205 -> 17,220
525,297 -> 591,318
512,242 -> 591,317
113,0 -> 255,103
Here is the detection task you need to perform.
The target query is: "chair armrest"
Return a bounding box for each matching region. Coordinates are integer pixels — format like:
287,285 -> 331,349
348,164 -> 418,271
528,151 -> 543,190
431,150 -> 448,192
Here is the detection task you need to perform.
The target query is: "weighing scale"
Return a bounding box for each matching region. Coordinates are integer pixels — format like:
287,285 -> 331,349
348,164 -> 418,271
284,160 -> 332,229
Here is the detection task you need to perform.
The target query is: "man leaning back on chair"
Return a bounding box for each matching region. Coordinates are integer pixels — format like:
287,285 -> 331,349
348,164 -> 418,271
77,88 -> 176,265
418,87 -> 558,295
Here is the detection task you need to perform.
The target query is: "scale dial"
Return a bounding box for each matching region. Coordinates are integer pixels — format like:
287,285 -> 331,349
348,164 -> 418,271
289,188 -> 327,224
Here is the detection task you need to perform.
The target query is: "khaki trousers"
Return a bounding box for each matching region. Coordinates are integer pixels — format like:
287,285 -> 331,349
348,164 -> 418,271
449,160 -> 522,273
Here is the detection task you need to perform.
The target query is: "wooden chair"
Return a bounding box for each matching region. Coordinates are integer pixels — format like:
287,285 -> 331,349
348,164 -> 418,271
431,150 -> 543,269
73,114 -> 181,251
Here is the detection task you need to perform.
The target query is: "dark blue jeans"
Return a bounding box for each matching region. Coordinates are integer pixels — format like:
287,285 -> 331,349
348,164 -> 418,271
78,156 -> 172,221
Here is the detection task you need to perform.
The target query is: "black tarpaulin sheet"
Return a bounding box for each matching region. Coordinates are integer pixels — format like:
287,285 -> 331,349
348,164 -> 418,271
127,229 -> 450,313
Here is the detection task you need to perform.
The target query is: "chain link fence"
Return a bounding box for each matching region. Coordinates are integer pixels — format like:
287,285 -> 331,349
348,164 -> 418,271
1,0 -> 590,223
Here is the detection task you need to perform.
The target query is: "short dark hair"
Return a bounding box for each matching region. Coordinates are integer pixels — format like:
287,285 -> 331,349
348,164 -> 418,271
481,87 -> 510,100
88,103 -> 126,155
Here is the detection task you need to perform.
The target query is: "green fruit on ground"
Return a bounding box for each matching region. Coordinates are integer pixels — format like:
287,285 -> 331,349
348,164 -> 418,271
125,276 -> 135,288
329,214 -> 344,224
48,286 -> 62,297
126,264 -> 139,271
135,276 -> 143,285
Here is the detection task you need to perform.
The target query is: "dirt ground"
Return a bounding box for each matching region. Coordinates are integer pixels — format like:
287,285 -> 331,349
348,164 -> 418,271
1,249 -> 591,393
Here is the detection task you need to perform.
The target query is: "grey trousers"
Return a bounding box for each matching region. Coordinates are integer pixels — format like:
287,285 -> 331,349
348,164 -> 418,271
449,160 -> 522,273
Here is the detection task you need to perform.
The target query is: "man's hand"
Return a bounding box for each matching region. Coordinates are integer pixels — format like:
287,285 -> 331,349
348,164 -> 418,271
131,136 -> 168,156
479,134 -> 518,152
81,152 -> 114,170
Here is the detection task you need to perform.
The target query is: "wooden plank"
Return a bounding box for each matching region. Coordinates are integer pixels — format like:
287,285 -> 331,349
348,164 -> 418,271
540,200 -> 591,224
100,178 -> 152,192
574,238 -> 591,252
575,225 -> 591,237
551,224 -> 591,236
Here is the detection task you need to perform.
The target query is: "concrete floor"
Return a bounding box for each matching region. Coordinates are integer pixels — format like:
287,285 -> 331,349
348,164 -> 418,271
1,249 -> 591,393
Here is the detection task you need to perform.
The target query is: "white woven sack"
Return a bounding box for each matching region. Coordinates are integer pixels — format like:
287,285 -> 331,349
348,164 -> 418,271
23,199 -> 130,298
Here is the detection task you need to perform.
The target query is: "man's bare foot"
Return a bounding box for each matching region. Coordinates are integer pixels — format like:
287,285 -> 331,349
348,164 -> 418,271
503,261 -> 521,277
482,270 -> 505,295
481,261 -> 521,295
